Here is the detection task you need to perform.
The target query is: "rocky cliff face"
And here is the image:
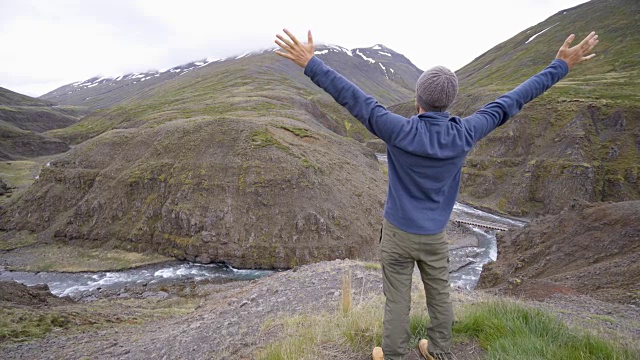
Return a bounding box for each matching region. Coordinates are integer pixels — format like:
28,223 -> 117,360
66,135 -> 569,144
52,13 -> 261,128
478,200 -> 640,305
458,103 -> 640,216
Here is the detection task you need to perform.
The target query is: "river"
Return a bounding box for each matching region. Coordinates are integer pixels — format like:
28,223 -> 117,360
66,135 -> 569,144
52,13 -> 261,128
0,154 -> 524,297
0,262 -> 272,299
448,203 -> 526,289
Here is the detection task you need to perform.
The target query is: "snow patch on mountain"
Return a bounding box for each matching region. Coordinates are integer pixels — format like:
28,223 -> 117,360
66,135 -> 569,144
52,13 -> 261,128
54,41 -> 406,99
236,52 -> 251,59
379,63 -> 389,79
327,44 -> 353,56
356,50 -> 375,64
525,23 -> 559,44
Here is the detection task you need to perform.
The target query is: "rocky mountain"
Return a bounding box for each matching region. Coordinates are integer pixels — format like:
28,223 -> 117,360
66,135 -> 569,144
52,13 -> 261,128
0,87 -> 79,160
311,44 -> 421,104
1,43 -> 422,268
479,200 -> 640,306
40,58 -> 225,113
394,0 -> 640,217
41,44 -> 421,113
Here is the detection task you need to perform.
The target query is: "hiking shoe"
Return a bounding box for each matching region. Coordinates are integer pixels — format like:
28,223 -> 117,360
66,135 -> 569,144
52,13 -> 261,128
372,346 -> 384,360
418,339 -> 458,360
418,340 -> 434,360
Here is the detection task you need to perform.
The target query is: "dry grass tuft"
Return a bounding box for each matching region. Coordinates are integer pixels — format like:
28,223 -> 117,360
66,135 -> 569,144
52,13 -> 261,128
341,269 -> 352,314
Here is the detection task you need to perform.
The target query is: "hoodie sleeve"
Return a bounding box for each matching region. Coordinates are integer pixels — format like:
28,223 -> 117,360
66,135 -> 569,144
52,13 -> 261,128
462,59 -> 569,143
304,56 -> 411,145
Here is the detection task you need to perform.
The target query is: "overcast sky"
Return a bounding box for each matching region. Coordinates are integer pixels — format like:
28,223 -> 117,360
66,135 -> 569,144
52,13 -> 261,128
1,0 -> 589,97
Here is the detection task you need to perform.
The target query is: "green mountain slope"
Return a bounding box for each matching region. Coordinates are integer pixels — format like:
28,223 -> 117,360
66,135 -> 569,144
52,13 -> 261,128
0,87 -> 77,160
457,0 -> 639,102
395,0 -> 640,216
0,87 -> 80,132
46,47 -> 419,145
0,121 -> 69,160
0,87 -> 55,107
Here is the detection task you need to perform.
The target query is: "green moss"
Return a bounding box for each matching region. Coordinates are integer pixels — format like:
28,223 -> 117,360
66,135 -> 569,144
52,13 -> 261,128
277,125 -> 313,138
169,235 -> 195,248
496,197 -> 508,212
343,120 -> 353,136
300,157 -> 318,170
360,262 -> 382,271
250,129 -> 289,152
238,161 -> 249,190
126,161 -> 174,185
0,309 -> 70,342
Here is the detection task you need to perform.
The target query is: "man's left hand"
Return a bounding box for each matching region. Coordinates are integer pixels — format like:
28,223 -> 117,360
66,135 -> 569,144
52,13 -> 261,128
275,29 -> 315,68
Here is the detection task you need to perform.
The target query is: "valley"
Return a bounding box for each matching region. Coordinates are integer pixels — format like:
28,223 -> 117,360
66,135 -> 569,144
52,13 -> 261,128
1,0 -> 639,358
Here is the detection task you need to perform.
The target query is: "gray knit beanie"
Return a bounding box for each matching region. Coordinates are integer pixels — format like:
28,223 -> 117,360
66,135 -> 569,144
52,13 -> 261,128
415,66 -> 458,112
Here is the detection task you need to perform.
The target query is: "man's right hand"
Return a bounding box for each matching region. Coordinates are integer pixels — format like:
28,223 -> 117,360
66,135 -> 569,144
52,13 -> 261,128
556,31 -> 599,69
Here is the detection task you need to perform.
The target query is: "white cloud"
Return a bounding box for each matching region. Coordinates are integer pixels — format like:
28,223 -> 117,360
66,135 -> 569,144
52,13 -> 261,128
0,0 -> 589,97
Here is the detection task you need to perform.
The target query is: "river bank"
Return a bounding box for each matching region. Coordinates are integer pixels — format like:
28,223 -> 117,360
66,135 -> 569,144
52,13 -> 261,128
2,259 -> 638,359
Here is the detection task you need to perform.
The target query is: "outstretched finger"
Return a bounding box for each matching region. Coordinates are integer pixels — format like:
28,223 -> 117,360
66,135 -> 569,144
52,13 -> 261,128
562,34 -> 576,49
275,39 -> 291,52
275,51 -> 294,60
583,53 -> 596,61
586,39 -> 599,53
283,29 -> 300,45
578,31 -> 596,47
276,34 -> 293,48
308,30 -> 313,46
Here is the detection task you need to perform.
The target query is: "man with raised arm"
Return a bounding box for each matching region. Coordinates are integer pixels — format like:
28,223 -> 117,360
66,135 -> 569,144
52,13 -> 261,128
275,29 -> 598,360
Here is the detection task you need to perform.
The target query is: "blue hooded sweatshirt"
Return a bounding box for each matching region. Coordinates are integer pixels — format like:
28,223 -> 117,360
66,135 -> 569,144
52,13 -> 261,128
304,56 -> 569,234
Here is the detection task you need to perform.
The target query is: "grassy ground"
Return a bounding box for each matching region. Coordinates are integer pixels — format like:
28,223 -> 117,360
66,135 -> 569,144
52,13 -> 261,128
0,231 -> 38,251
258,293 -> 639,360
2,242 -> 172,272
0,160 -> 40,206
454,301 -> 638,359
0,296 -> 198,343
0,154 -> 63,207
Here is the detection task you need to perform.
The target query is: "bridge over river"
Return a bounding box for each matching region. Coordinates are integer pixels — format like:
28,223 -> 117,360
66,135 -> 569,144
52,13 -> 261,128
453,218 -> 512,231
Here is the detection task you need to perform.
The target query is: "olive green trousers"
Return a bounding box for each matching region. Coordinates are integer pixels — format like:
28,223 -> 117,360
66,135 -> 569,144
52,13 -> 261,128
380,219 -> 453,359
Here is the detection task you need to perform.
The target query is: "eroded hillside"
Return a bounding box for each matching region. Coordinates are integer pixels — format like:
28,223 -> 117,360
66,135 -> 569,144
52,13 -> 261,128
2,49 -> 418,268
479,200 -> 640,306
